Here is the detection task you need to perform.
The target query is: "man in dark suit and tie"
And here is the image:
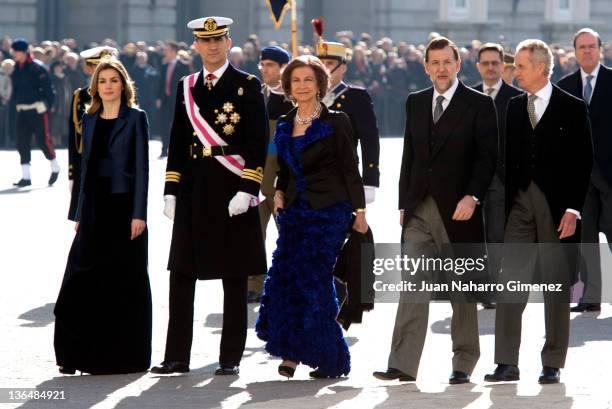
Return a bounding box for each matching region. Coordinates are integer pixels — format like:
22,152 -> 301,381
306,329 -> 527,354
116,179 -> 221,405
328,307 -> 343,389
473,43 -> 523,309
373,36 -> 498,385
157,40 -> 190,158
558,28 -> 612,313
485,39 -> 592,384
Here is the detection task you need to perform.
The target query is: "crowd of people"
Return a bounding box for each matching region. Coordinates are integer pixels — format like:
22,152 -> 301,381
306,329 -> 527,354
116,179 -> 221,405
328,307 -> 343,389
4,30 -> 612,150
1,14 -> 610,387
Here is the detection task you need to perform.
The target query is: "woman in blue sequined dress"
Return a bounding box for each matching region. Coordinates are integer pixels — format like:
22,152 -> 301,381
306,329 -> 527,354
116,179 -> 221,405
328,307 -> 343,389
255,55 -> 368,379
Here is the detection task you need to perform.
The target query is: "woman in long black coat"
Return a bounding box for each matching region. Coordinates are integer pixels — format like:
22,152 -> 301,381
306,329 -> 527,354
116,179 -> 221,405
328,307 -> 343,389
54,57 -> 151,375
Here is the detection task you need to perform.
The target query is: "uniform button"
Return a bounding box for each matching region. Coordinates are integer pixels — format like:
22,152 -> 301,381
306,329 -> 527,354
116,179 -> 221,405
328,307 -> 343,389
193,143 -> 197,146
193,132 -> 197,136
192,154 -> 197,159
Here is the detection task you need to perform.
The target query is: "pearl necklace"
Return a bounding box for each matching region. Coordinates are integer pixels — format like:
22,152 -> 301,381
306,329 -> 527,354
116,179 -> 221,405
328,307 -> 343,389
295,103 -> 322,125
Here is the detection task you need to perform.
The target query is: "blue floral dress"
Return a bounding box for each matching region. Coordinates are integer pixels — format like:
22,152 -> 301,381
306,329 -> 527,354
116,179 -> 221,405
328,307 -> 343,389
255,119 -> 352,377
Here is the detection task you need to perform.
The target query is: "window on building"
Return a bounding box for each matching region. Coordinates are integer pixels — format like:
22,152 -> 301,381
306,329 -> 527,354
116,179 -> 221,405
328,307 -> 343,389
441,0 -> 488,22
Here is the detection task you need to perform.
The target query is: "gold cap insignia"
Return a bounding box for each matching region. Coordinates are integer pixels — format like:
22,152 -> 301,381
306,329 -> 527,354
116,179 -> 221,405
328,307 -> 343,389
204,18 -> 217,32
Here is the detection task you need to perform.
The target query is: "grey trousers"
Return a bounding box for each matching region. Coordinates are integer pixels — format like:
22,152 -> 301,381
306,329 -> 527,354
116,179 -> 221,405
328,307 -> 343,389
579,166 -> 612,304
494,182 -> 570,368
387,195 -> 480,377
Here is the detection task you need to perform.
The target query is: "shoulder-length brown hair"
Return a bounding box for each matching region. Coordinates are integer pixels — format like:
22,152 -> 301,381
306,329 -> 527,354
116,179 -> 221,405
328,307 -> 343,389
281,55 -> 330,100
86,57 -> 136,115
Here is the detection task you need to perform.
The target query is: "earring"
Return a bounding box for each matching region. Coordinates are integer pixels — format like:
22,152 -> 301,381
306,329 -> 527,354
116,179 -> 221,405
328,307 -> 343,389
289,95 -> 297,106
316,91 -> 321,101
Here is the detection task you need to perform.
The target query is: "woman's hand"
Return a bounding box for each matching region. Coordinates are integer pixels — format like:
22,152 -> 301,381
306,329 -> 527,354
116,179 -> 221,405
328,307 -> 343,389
352,212 -> 368,233
131,219 -> 146,240
273,191 -> 285,215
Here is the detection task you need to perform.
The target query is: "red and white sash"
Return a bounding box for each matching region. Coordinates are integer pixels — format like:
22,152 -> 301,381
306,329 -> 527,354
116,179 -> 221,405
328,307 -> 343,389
183,71 -> 245,176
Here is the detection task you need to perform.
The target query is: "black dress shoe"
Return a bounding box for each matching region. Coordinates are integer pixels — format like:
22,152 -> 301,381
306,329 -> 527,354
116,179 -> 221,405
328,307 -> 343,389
215,365 -> 239,375
247,291 -> 262,304
59,366 -> 76,375
150,361 -> 190,374
570,303 -> 601,312
13,179 -> 32,187
538,366 -> 560,384
48,171 -> 59,186
449,371 -> 471,384
373,368 -> 416,382
484,364 -> 520,382
481,302 -> 496,309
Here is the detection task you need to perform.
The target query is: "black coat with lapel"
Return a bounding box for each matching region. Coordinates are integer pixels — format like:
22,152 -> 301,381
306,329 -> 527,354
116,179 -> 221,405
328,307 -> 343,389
399,81 -> 498,243
164,63 -> 268,280
473,81 -> 523,179
504,84 -> 593,243
558,65 -> 612,186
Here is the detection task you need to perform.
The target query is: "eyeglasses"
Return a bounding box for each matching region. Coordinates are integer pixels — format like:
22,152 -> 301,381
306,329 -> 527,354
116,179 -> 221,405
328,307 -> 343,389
479,61 -> 501,67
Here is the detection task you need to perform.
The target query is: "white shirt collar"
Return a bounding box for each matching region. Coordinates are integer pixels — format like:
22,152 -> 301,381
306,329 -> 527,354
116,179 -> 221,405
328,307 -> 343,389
203,59 -> 229,81
581,63 -> 601,82
484,78 -> 503,92
433,78 -> 460,103
530,81 -> 553,103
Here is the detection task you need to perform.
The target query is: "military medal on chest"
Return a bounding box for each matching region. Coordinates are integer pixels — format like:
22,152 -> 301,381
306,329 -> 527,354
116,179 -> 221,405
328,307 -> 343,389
214,102 -> 240,135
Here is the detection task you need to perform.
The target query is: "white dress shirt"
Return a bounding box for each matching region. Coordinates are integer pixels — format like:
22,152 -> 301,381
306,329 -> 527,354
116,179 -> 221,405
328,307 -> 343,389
203,59 -> 229,87
581,63 -> 601,102
528,81 -> 580,219
483,78 -> 503,100
432,78 -> 459,119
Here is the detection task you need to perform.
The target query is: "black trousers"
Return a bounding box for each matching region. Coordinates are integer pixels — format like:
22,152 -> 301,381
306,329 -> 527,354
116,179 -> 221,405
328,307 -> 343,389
163,271 -> 248,366
16,109 -> 56,164
579,166 -> 612,304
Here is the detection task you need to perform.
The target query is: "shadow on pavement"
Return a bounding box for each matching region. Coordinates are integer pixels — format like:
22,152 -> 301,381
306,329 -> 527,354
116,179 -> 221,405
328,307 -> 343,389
569,313 -> 612,348
18,303 -> 55,327
16,372 -> 145,409
487,382 -> 572,409
373,383 -> 482,408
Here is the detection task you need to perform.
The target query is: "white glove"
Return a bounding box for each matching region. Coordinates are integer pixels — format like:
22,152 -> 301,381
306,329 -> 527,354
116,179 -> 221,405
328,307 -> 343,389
163,195 -> 176,220
364,185 -> 376,204
228,191 -> 257,217
69,180 -> 74,193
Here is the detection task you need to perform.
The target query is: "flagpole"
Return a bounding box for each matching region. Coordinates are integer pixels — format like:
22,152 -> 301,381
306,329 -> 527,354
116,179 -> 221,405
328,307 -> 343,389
290,0 -> 298,57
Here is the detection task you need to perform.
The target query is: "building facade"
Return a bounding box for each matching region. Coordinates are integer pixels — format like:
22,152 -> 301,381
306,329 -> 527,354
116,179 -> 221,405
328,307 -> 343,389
0,0 -> 610,47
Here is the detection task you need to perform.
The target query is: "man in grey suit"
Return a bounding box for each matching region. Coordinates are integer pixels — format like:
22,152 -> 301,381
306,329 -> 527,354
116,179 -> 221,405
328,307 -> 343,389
485,39 -> 592,385
558,28 -> 612,313
473,43 -> 523,309
373,37 -> 498,385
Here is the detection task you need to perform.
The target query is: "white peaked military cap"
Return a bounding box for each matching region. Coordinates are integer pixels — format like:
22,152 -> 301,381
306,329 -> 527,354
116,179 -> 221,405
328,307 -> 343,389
188,16 -> 234,39
80,46 -> 119,65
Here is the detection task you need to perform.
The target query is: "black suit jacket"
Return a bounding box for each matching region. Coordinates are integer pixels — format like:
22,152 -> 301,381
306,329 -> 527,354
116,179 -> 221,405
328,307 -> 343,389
558,65 -> 612,186
77,105 -> 150,221
505,84 -> 593,241
158,59 -> 190,106
473,81 -> 523,179
275,105 -> 366,211
399,81 -> 498,243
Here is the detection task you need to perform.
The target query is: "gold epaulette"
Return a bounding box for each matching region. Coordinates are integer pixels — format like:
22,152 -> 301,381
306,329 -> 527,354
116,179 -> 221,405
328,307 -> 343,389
72,89 -> 83,153
241,167 -> 264,184
166,171 -> 181,183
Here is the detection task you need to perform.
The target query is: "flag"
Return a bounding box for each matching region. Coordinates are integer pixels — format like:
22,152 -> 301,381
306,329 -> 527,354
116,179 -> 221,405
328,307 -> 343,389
266,0 -> 290,30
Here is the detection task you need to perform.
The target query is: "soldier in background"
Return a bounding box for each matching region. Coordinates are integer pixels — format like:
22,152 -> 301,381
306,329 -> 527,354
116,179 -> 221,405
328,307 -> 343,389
247,45 -> 293,303
11,38 -> 58,187
316,41 -> 380,202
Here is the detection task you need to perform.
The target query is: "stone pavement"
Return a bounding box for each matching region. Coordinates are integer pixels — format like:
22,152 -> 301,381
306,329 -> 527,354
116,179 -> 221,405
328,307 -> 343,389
0,140 -> 610,409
